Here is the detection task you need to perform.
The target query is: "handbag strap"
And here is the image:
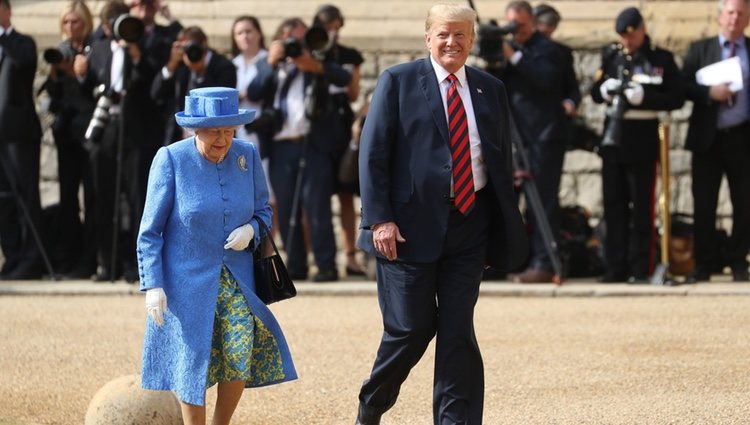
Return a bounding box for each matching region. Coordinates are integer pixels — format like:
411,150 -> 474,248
257,219 -> 282,257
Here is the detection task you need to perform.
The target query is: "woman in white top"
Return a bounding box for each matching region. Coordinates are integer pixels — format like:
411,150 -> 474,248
231,16 -> 273,199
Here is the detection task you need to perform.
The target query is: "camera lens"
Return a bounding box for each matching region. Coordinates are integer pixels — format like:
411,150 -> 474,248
283,38 -> 302,59
183,42 -> 206,63
113,14 -> 145,43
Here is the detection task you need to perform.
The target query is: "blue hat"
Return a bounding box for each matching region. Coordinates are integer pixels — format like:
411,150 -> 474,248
615,7 -> 643,35
175,87 -> 255,128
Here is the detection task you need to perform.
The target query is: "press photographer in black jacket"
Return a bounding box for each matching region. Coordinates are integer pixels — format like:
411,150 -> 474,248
248,17 -> 351,282
151,25 -> 236,144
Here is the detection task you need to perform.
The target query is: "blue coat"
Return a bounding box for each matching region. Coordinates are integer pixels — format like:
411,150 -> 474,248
137,137 -> 297,405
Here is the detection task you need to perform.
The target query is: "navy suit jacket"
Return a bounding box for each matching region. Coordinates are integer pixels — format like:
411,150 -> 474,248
357,58 -> 528,272
0,29 -> 42,143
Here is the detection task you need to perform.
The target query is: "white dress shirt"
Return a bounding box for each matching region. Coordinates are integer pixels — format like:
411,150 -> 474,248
430,55 -> 487,193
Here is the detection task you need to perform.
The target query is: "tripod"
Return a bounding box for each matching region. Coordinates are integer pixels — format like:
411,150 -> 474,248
0,145 -> 56,279
508,116 -> 564,284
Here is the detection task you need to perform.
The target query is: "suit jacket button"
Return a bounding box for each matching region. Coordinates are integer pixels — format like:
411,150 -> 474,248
444,165 -> 450,170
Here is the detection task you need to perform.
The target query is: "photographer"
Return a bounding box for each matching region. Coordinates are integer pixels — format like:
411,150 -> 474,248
151,25 -> 236,144
312,4 -> 366,277
248,17 -> 351,282
492,1 -> 566,283
0,0 -> 44,279
39,0 -> 97,278
590,7 -> 684,283
75,0 -> 169,282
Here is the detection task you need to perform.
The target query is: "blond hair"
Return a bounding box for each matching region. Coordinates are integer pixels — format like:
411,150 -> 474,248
425,3 -> 476,35
59,0 -> 93,41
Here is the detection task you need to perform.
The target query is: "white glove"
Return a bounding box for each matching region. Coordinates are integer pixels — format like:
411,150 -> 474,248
624,82 -> 645,106
224,223 -> 254,251
145,288 -> 167,327
599,78 -> 621,102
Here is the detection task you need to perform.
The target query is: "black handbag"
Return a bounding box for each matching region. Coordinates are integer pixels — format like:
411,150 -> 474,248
253,221 -> 297,304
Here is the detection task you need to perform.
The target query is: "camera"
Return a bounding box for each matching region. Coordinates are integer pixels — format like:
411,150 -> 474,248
473,20 -> 519,64
110,14 -> 145,43
283,26 -> 329,59
183,42 -> 206,63
43,44 -> 77,65
85,84 -> 114,144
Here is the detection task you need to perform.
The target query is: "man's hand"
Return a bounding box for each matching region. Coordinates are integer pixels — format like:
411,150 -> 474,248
267,40 -> 286,67
224,223 -> 255,251
624,82 -> 644,106
372,221 -> 406,261
599,78 -> 621,102
145,288 -> 167,327
166,40 -> 183,72
709,83 -> 734,104
73,54 -> 88,78
292,49 -> 324,74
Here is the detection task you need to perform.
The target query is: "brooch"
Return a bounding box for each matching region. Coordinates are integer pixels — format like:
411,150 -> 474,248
237,155 -> 248,172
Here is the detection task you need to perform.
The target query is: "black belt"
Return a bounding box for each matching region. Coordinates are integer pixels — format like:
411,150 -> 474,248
717,121 -> 750,134
275,136 -> 305,143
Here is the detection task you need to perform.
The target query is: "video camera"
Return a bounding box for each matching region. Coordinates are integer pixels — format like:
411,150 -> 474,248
283,26 -> 329,59
110,14 -> 145,43
473,20 -> 518,64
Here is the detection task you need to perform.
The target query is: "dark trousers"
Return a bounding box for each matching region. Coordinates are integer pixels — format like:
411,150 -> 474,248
269,139 -> 337,275
0,141 -> 42,277
692,123 -> 750,273
525,139 -> 565,271
88,116 -> 144,275
55,135 -> 96,273
602,158 -> 657,277
359,189 -> 491,425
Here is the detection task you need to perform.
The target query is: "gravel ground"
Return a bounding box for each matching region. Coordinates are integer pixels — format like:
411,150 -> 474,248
1,294 -> 749,424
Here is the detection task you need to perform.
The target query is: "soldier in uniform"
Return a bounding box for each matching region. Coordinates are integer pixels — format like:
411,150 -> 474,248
590,7 -> 684,283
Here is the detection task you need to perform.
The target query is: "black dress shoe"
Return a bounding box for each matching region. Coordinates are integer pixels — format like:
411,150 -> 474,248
355,403 -> 382,425
289,271 -> 308,281
732,269 -> 749,282
312,269 -> 339,282
627,275 -> 649,284
598,272 -> 627,283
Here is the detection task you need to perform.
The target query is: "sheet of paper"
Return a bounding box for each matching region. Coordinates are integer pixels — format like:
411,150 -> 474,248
695,56 -> 744,92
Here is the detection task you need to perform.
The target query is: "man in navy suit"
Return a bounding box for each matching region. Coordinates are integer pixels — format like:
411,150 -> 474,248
682,0 -> 750,282
354,4 -> 527,424
0,0 -> 43,279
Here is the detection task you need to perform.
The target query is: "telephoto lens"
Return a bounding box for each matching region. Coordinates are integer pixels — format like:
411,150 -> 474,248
85,85 -> 113,144
183,42 -> 206,63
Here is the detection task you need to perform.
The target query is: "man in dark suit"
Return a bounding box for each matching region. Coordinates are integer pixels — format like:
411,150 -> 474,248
249,17 -> 351,282
75,0 -> 169,281
0,0 -> 44,279
151,25 -> 236,144
354,4 -> 527,424
590,7 -> 684,282
533,3 -> 581,119
682,0 -> 750,282
492,0 -> 566,283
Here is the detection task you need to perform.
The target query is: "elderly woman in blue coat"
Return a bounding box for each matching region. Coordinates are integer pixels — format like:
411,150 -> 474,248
137,87 -> 296,425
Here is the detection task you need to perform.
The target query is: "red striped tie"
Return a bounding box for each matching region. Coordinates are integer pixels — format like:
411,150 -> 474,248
446,74 -> 475,215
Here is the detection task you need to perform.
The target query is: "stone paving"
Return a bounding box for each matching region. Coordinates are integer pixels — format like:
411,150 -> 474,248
1,278 -> 750,424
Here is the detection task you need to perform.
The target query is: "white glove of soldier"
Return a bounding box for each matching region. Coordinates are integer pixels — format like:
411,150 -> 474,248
224,223 -> 255,251
145,287 -> 167,327
624,82 -> 645,106
599,78 -> 622,102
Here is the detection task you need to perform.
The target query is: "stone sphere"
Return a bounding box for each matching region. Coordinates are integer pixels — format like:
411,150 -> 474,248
85,375 -> 182,425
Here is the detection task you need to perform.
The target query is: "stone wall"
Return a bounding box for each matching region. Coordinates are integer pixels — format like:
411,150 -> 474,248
12,0 -> 745,230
